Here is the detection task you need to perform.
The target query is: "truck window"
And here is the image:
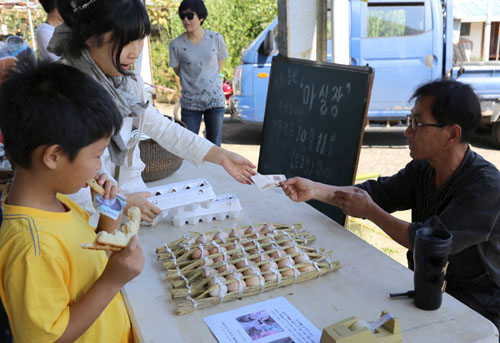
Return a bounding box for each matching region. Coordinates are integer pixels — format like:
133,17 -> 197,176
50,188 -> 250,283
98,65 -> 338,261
367,3 -> 425,38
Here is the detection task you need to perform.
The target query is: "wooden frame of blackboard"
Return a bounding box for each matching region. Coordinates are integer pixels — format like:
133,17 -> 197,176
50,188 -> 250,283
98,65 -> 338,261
258,54 -> 374,226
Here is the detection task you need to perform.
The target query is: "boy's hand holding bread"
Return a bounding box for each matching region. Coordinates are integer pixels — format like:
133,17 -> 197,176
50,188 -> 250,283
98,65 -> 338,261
87,174 -> 118,199
101,235 -> 145,288
81,206 -> 141,251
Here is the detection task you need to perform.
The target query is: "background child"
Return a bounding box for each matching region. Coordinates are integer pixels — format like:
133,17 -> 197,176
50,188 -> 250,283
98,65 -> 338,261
0,60 -> 144,342
36,0 -> 63,62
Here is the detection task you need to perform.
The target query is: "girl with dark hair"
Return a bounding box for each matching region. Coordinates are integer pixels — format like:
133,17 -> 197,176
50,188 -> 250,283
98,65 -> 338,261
49,0 -> 256,224
169,0 -> 227,146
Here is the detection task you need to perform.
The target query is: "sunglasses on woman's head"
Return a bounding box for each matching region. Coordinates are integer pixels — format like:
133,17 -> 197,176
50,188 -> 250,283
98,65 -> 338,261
180,12 -> 195,20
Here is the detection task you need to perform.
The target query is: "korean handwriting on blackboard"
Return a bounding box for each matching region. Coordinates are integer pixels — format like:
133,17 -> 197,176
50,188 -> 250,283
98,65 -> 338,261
301,81 -> 352,117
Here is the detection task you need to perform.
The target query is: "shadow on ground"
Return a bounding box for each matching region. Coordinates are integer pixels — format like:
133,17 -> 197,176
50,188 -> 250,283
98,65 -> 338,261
470,127 -> 500,151
221,117 -> 263,145
362,130 -> 407,147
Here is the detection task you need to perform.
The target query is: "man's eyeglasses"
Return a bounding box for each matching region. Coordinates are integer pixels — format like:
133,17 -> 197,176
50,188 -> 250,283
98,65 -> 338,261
180,12 -> 195,20
407,114 -> 445,132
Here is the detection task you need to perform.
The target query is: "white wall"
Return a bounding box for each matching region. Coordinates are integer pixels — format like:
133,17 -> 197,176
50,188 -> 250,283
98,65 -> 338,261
460,22 -> 484,60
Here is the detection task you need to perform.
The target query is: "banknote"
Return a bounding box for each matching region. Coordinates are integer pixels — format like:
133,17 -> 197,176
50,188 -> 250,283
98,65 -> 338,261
251,173 -> 286,191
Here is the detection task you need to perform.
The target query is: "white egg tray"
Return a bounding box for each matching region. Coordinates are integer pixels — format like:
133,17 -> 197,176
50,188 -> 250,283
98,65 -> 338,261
147,178 -> 215,211
171,193 -> 242,227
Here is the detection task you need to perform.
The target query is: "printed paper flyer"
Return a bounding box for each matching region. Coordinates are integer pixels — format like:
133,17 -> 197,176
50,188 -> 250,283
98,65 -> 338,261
203,297 -> 320,343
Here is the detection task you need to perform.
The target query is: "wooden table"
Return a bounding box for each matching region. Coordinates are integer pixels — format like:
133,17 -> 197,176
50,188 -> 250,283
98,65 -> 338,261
122,162 -> 499,343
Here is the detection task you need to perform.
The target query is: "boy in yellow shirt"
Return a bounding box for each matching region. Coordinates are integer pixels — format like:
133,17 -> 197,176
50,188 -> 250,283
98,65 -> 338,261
0,61 -> 144,342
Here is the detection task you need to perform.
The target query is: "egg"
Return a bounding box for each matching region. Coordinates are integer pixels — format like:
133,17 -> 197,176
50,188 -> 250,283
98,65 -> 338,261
286,247 -> 298,255
191,248 -> 203,259
294,254 -> 310,264
209,247 -> 219,255
260,262 -> 271,272
243,268 -> 255,276
260,236 -> 270,243
245,226 -> 255,235
218,264 -> 226,273
214,231 -> 228,241
214,256 -> 224,263
218,264 -> 235,273
278,258 -> 294,269
226,279 -> 239,292
235,260 -> 247,269
229,228 -> 239,238
253,256 -> 262,263
202,268 -> 217,278
281,269 -> 295,277
264,273 -> 277,282
198,258 -> 212,267
245,275 -> 260,287
195,234 -> 206,244
282,240 -> 293,247
299,265 -> 316,273
226,273 -> 245,293
259,224 -> 269,232
208,277 -> 228,297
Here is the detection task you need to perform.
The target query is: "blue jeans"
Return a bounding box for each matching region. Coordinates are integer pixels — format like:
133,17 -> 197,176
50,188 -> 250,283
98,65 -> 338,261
181,107 -> 224,146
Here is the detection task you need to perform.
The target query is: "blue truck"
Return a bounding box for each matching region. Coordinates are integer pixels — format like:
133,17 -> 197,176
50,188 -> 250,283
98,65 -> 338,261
230,0 -> 500,143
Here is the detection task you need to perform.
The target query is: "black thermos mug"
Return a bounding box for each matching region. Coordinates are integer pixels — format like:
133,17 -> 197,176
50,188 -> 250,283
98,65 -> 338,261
413,227 -> 453,310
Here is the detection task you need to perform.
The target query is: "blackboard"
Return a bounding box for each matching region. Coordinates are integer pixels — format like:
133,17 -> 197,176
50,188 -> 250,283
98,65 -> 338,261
258,54 -> 374,226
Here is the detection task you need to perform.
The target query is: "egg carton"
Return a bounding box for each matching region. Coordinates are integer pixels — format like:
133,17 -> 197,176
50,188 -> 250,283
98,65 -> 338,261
171,193 -> 242,227
147,178 -> 215,211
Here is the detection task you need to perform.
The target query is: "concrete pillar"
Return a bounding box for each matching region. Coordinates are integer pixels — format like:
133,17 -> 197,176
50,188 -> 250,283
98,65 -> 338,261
278,0 -> 328,61
331,0 -> 350,64
482,0 -> 492,61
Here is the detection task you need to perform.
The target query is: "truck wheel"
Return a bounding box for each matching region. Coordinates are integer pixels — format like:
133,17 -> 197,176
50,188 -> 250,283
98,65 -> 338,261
493,121 -> 500,146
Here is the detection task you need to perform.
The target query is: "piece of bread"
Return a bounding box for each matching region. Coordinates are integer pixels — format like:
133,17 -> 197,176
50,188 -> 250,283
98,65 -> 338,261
95,230 -> 131,248
86,179 -> 105,196
122,206 -> 140,235
81,206 -> 141,251
80,241 -> 122,252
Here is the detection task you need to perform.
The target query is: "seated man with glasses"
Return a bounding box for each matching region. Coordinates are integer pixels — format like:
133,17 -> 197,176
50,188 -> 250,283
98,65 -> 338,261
281,79 -> 500,330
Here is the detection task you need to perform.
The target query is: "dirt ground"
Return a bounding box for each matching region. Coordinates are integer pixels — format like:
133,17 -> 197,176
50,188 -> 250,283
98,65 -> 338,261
157,103 -> 500,266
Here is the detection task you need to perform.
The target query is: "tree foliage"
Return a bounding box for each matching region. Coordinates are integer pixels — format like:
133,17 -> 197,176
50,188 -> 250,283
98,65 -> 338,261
2,1 -> 277,97
0,6 -> 45,48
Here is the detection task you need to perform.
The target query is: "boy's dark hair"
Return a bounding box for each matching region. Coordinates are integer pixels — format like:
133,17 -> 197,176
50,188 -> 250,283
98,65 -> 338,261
39,0 -> 57,13
57,0 -> 150,76
179,0 -> 208,25
411,79 -> 481,142
0,60 -> 122,169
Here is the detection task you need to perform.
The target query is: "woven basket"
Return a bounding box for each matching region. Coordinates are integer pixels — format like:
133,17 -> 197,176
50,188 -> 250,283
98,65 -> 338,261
137,117 -> 185,182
